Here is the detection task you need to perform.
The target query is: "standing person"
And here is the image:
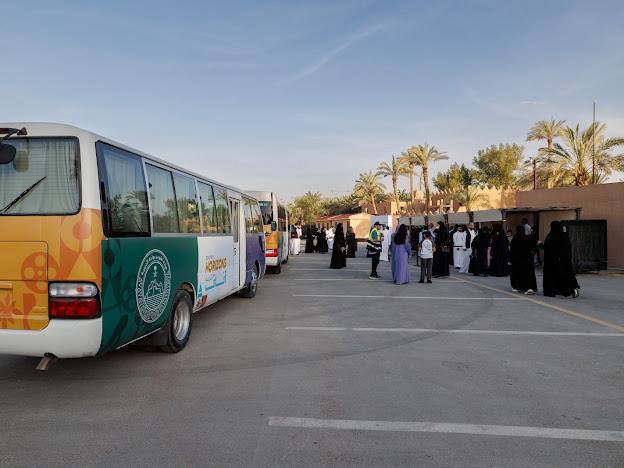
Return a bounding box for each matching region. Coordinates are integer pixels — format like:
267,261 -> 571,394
380,225 -> 391,262
460,223 -> 477,273
390,224 -> 411,284
329,223 -> 347,269
305,226 -> 315,253
540,221 -> 580,298
419,231 -> 434,283
367,222 -> 383,279
432,221 -> 450,278
290,225 -> 299,255
452,225 -> 467,269
509,225 -> 537,294
296,225 -> 303,255
326,226 -> 335,251
346,226 -> 357,258
489,227 -> 510,277
448,225 -> 457,266
522,217 -> 533,236
317,228 -> 328,253
470,227 -> 490,276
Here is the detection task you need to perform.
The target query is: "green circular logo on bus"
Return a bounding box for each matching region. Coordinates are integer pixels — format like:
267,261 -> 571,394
136,249 -> 171,323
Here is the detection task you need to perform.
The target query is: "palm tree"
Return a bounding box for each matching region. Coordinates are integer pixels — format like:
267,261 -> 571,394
538,122 -> 624,186
412,143 -> 448,212
353,171 -> 386,214
454,186 -> 489,211
527,119 -> 566,149
526,119 -> 566,188
376,155 -> 407,210
398,147 -> 420,202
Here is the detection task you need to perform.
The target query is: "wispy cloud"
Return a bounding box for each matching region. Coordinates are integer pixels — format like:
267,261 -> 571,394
521,100 -> 545,106
284,23 -> 387,83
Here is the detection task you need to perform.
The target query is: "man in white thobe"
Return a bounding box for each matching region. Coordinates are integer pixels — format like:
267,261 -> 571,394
453,225 -> 467,269
380,226 -> 392,262
460,223 -> 477,273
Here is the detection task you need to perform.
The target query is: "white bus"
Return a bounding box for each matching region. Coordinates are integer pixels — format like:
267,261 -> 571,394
0,123 -> 266,363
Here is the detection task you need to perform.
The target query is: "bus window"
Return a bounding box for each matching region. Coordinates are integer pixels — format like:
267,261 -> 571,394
251,201 -> 264,234
173,173 -> 200,234
258,200 -> 272,225
198,182 -> 218,234
213,186 -> 231,234
146,164 -> 179,233
278,204 -> 287,232
96,143 -> 149,235
243,198 -> 257,234
0,138 -> 80,215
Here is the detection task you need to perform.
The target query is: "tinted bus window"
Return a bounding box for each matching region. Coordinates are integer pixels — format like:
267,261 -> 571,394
173,173 -> 200,234
146,164 -> 179,233
258,200 -> 272,225
243,198 -> 256,234
96,143 -> 149,235
278,204 -> 287,231
251,202 -> 264,234
213,186 -> 231,234
198,182 -> 218,234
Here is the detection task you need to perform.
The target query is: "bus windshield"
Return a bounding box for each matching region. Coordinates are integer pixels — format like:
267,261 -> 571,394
258,200 -> 273,225
0,138 -> 80,215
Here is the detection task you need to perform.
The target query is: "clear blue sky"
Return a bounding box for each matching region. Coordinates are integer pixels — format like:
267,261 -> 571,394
3,0 -> 624,199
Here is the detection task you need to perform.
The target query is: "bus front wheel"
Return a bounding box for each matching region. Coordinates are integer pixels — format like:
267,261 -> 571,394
160,290 -> 193,353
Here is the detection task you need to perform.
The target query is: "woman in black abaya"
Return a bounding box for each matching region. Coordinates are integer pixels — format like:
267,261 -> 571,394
346,226 -> 357,258
509,225 -> 537,293
540,221 -> 580,297
317,228 -> 328,253
489,227 -> 510,277
330,223 -> 347,269
305,227 -> 315,253
469,227 -> 490,276
432,221 -> 450,277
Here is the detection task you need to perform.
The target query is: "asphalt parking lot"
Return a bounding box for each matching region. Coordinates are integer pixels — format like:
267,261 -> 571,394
1,248 -> 624,467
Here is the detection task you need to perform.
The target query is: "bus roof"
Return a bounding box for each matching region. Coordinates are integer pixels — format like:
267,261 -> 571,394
0,122 -> 254,199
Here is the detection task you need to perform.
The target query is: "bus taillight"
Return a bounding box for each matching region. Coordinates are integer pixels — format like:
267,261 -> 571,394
49,282 -> 100,319
266,249 -> 278,257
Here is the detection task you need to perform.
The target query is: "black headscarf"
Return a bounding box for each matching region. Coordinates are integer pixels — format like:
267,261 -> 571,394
394,224 -> 408,245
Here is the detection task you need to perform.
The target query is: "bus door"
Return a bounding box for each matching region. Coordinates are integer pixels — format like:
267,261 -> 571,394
228,198 -> 246,289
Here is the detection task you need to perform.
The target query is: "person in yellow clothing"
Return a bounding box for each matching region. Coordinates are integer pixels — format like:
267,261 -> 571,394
367,222 -> 383,279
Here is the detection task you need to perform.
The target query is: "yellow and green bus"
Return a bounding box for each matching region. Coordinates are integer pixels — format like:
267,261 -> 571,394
0,123 -> 266,362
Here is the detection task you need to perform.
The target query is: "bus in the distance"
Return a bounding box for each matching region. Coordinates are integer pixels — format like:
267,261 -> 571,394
247,191 -> 288,273
0,123 -> 265,364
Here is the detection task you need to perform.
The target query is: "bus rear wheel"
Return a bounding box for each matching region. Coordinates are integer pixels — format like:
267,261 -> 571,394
160,290 -> 193,353
271,264 -> 281,274
239,265 -> 259,298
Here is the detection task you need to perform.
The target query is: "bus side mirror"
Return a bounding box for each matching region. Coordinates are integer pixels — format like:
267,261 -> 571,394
271,221 -> 277,231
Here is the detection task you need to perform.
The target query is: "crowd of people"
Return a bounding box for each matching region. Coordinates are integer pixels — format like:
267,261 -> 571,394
294,217 -> 581,299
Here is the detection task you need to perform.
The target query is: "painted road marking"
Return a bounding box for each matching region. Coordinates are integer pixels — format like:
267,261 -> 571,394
285,326 -> 624,337
268,417 -> 624,442
293,294 -> 523,300
290,268 -> 371,272
458,276 -> 624,333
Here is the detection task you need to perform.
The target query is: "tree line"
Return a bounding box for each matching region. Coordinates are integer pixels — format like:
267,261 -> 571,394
289,119 -> 624,223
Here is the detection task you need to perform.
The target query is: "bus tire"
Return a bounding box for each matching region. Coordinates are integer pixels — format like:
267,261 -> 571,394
272,264 -> 281,274
239,265 -> 259,298
160,290 -> 193,353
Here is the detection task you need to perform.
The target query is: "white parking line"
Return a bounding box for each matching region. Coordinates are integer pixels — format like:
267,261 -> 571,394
290,268 -> 371,272
285,326 -> 624,337
293,294 -> 523,300
268,417 -> 624,442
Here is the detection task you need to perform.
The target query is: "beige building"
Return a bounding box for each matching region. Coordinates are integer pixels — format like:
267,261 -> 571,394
315,213 -> 372,240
